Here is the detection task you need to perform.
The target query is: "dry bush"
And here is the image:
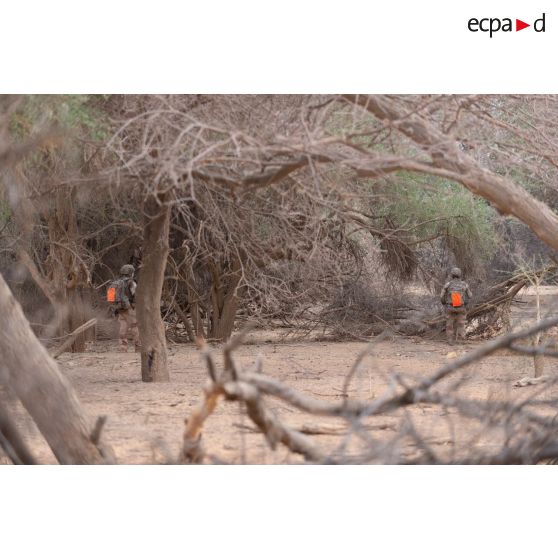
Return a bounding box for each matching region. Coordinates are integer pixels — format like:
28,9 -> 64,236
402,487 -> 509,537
318,279 -> 414,339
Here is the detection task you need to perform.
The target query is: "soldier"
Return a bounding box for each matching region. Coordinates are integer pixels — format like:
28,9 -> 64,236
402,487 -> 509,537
440,267 -> 472,345
107,264 -> 140,352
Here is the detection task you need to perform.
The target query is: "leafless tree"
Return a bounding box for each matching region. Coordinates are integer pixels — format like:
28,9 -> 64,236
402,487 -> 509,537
106,95 -> 376,379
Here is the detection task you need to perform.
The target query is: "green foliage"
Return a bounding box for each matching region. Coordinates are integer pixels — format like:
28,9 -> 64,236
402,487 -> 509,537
10,95 -> 110,141
382,174 -> 498,271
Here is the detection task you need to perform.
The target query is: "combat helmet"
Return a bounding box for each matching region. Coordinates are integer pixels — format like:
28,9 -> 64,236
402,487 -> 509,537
120,264 -> 135,277
450,267 -> 462,278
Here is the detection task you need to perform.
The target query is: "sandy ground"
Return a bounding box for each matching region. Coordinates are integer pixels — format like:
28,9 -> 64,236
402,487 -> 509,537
4,287 -> 558,464
5,334 -> 556,464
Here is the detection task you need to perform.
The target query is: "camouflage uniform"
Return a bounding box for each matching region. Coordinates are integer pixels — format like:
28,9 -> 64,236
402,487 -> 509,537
440,268 -> 472,344
116,265 -> 140,352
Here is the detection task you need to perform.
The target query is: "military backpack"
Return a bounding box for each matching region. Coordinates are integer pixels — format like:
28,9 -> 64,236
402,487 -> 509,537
106,278 -> 127,309
446,279 -> 469,308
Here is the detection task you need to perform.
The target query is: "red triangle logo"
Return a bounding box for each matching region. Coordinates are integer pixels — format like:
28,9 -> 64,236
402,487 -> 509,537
516,19 -> 530,31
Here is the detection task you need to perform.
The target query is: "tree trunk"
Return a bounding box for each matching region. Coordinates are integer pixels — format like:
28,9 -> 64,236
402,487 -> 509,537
184,271 -> 205,339
208,258 -> 242,342
172,301 -> 195,343
67,281 -> 88,352
136,194 -> 170,382
0,272 -> 114,464
190,299 -> 205,338
17,185 -> 91,354
0,403 -> 37,464
209,287 -> 241,341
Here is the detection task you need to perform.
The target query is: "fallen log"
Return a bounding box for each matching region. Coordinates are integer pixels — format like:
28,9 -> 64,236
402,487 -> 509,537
50,318 -> 97,359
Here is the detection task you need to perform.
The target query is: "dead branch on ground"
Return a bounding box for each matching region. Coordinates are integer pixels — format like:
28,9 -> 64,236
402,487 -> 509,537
181,314 -> 558,464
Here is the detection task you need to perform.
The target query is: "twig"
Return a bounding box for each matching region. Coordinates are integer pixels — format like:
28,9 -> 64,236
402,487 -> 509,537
223,380 -> 326,462
341,342 -> 377,399
223,322 -> 256,381
180,381 -> 223,464
90,416 -> 107,445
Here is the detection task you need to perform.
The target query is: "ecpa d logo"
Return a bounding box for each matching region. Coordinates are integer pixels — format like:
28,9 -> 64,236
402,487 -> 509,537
468,13 -> 546,37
